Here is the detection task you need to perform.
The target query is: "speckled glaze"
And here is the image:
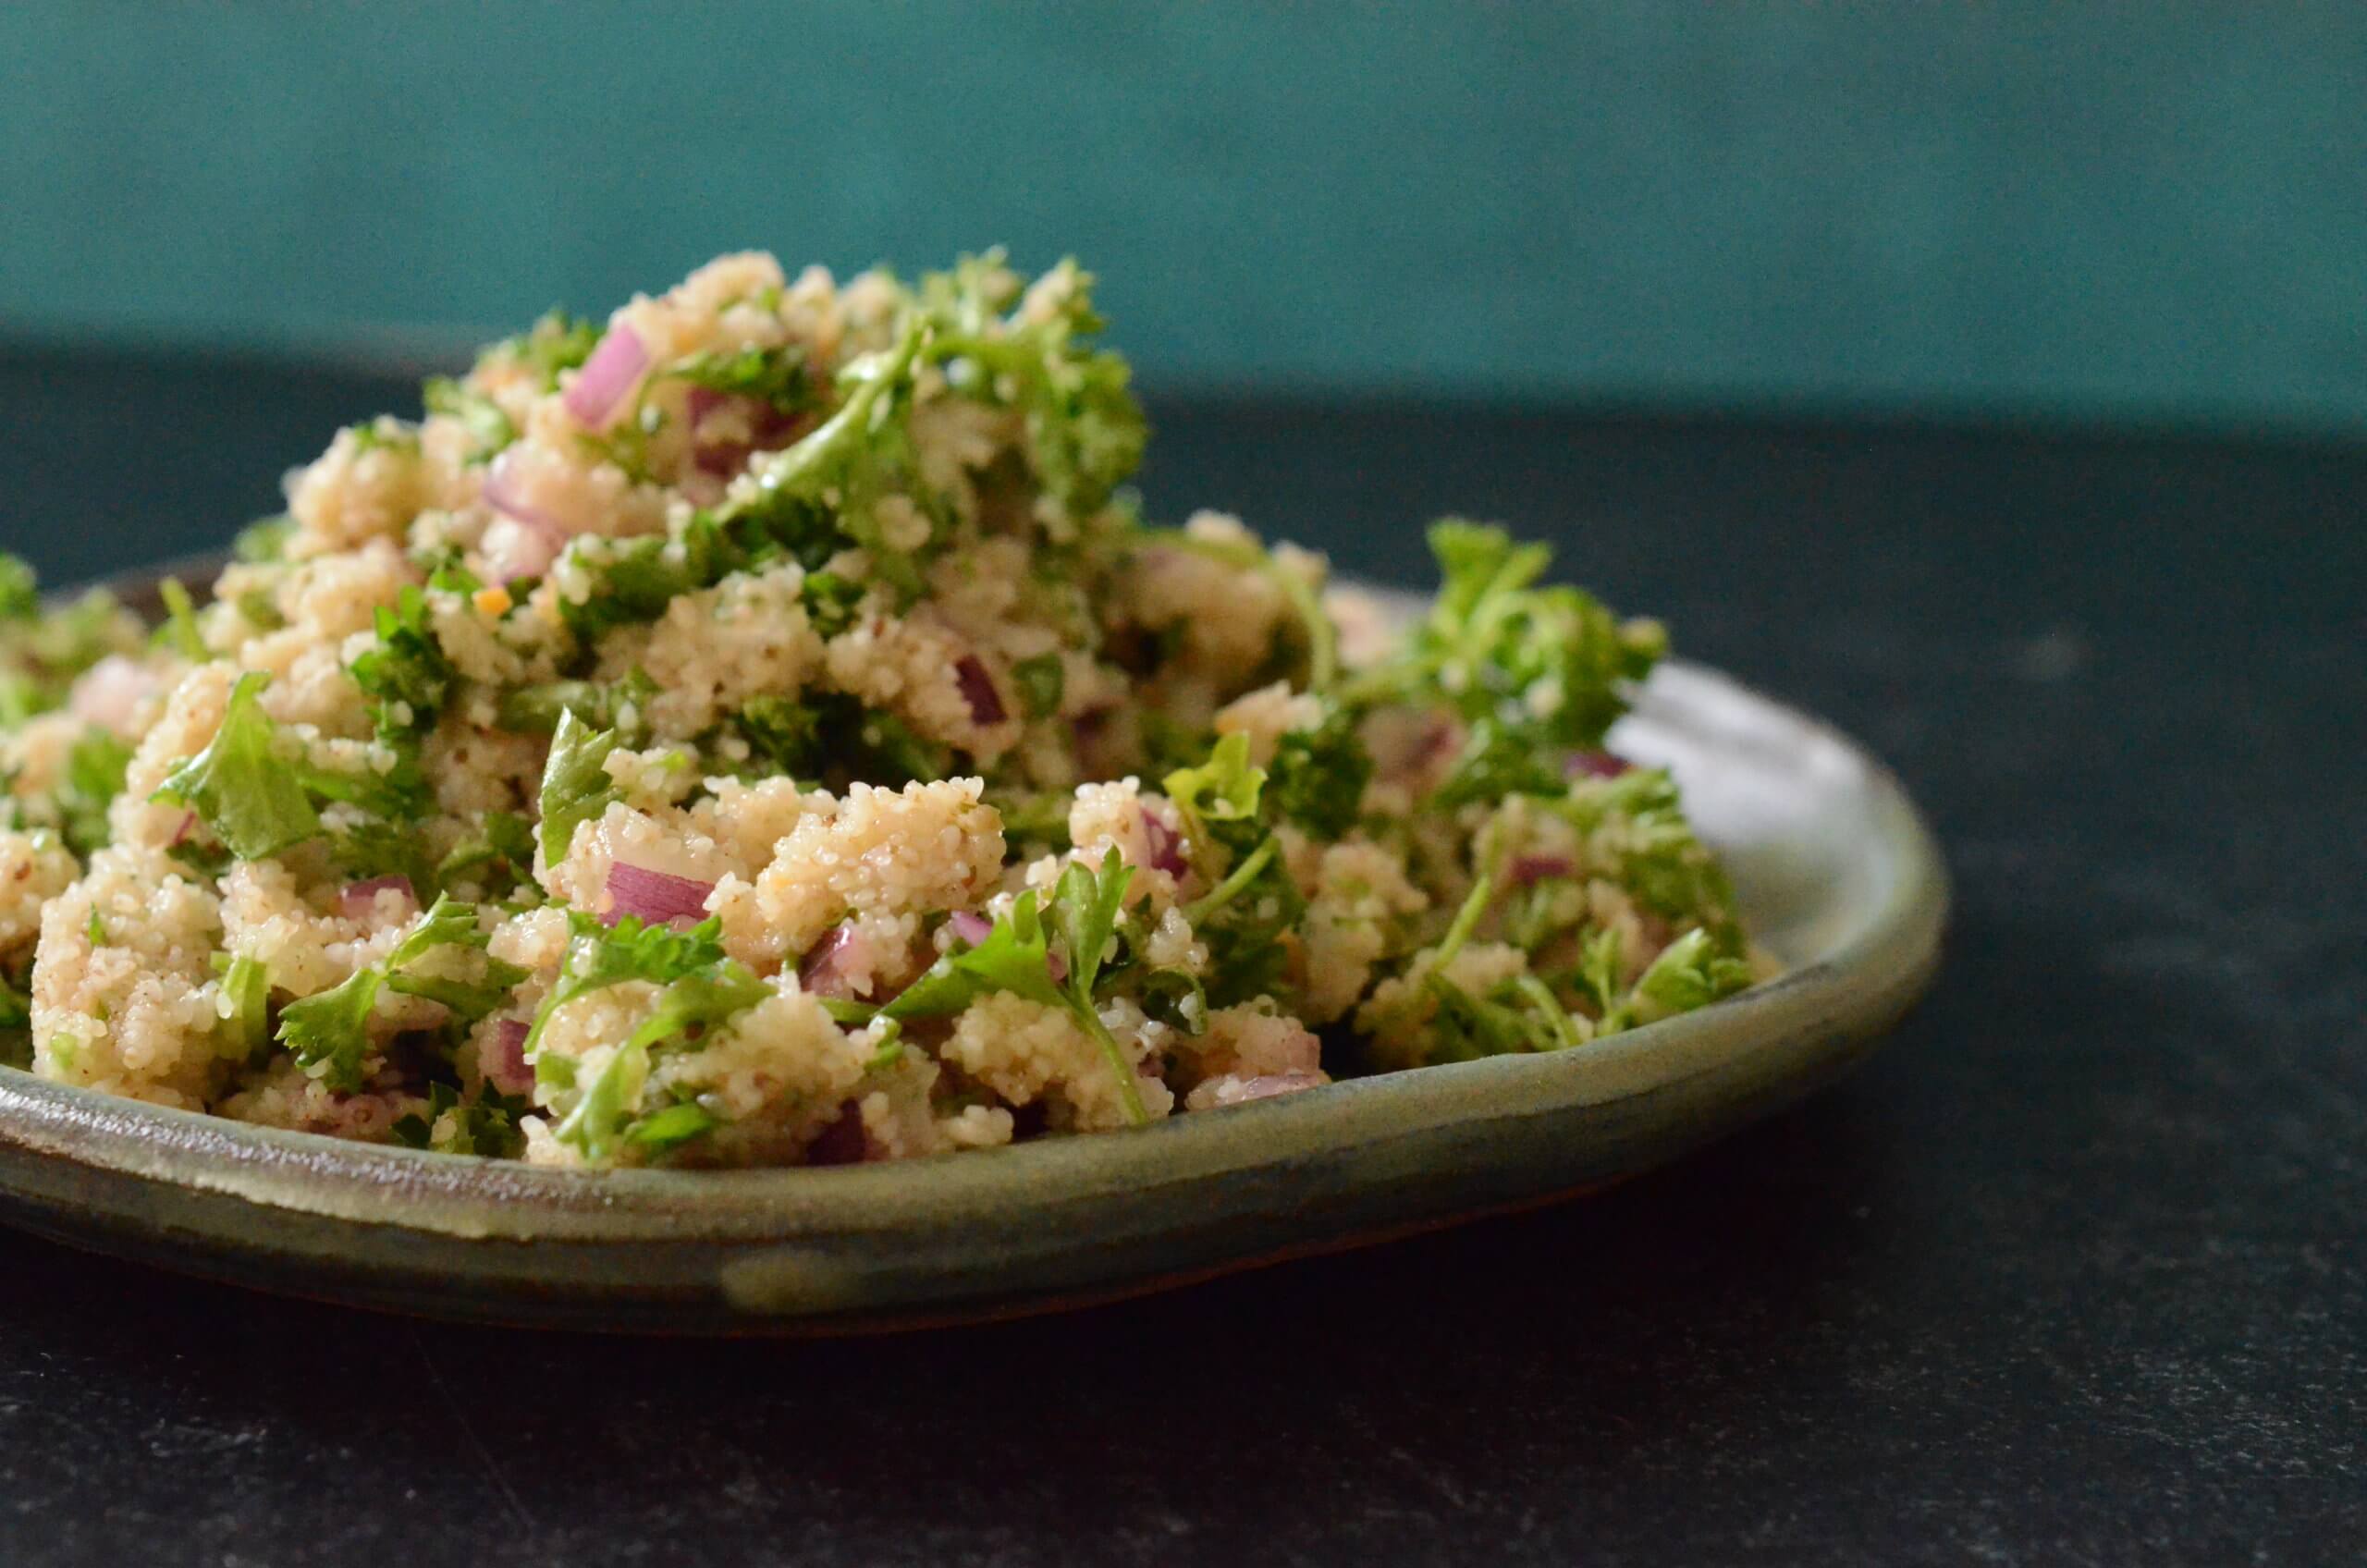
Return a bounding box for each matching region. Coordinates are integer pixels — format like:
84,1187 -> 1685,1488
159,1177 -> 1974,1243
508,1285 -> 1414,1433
0,569 -> 1945,1331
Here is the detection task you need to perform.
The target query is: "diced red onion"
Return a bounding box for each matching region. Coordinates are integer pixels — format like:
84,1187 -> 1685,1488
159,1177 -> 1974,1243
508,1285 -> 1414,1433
70,655 -> 163,730
562,323 -> 650,429
1204,1070 -> 1327,1108
480,450 -> 570,583
169,810 -> 199,848
1416,715 -> 1464,766
485,1019 -> 533,1096
481,448 -> 565,534
946,910 -> 993,947
1046,949 -> 1069,985
602,862 -> 715,926
1141,811 -> 1188,877
800,924 -> 873,999
686,387 -> 805,477
1271,1027 -> 1323,1074
1509,854 -> 1576,886
341,875 -> 416,919
1565,750 -> 1632,779
953,655 -> 1006,727
483,518 -> 561,586
804,1102 -> 868,1166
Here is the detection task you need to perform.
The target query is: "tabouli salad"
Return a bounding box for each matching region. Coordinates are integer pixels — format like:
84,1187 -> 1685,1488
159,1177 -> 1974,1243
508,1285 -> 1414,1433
0,251 -> 1762,1168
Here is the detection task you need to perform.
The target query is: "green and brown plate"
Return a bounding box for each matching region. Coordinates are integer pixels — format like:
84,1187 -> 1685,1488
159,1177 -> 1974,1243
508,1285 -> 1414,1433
0,570 -> 1945,1332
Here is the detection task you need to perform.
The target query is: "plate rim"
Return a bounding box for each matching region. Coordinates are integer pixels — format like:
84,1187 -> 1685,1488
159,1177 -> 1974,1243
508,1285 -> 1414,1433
1,561 -> 1948,1323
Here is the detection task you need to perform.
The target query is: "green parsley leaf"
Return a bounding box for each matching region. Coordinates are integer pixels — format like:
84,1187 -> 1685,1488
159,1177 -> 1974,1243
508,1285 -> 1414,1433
552,1041 -> 649,1162
1552,767 -> 1742,935
0,961 -> 31,1065
485,310 -> 601,389
800,570 -> 865,637
1265,709 -> 1372,839
344,419 -> 421,456
1422,973 -> 1543,1062
393,1081 -> 529,1158
1163,731 -> 1267,858
381,904 -> 530,1027
1625,928 -> 1754,1026
670,344 -> 814,416
152,671 -> 320,860
884,893 -> 1065,1022
58,727 -> 132,858
732,694 -> 824,777
920,253 -> 1147,523
497,668 -> 656,740
276,964 -> 384,1090
433,810 -> 537,900
1430,717 -> 1565,809
232,515 -> 294,564
625,1100 -> 720,1154
884,872 -> 1149,1126
422,376 -> 516,465
1365,519 -> 1664,753
1011,653 -> 1065,719
523,913 -> 733,1056
621,962 -> 768,1054
215,952 -> 272,1060
1572,926 -> 1627,1021
533,917 -> 767,1163
733,319 -> 930,597
1049,848 -> 1134,998
153,578 -> 206,661
349,585 -> 452,741
326,821 -> 438,906
536,708 -> 619,864
0,556 -> 38,622
233,587 -> 285,631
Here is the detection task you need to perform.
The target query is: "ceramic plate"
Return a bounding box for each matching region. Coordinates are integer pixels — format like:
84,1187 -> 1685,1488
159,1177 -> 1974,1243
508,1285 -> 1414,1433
0,564 -> 1945,1332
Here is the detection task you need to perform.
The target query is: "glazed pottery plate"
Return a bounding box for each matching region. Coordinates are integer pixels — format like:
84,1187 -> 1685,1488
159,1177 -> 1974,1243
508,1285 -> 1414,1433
0,565 -> 1946,1332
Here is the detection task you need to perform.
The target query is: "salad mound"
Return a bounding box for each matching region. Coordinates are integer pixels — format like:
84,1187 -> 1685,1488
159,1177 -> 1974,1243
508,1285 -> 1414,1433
0,251 -> 1760,1168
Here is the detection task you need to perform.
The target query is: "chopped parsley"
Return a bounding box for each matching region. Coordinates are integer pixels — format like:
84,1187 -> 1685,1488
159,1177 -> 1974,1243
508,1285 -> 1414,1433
57,728 -> 132,858
670,343 -> 815,416
422,376 -> 516,465
349,585 -> 453,741
152,672 -> 319,860
276,897 -> 522,1089
536,709 -> 620,864
1011,653 -> 1065,719
153,578 -> 206,661
526,913 -> 770,1159
886,850 -> 1148,1126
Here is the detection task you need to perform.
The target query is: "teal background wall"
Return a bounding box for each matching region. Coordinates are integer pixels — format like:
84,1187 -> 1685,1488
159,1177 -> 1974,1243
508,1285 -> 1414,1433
4,4 -> 2363,431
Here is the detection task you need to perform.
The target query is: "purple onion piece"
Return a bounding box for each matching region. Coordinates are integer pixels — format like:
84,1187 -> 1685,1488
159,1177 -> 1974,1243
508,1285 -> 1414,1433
687,387 -> 804,477
952,655 -> 1006,727
340,875 -> 417,919
562,323 -> 649,429
1509,853 -> 1576,886
799,924 -> 872,999
1210,1070 -> 1327,1107
1564,750 -> 1632,780
602,862 -> 715,926
485,1020 -> 533,1096
804,1102 -> 868,1166
1141,810 -> 1189,877
946,910 -> 993,947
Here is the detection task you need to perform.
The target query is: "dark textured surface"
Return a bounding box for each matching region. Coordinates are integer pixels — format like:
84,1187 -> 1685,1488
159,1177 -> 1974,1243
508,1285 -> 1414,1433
0,347 -> 2361,1565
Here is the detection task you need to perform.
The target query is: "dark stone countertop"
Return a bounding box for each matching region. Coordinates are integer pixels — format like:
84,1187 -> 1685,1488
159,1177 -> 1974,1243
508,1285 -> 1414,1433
0,347 -> 2360,1566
